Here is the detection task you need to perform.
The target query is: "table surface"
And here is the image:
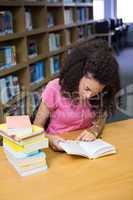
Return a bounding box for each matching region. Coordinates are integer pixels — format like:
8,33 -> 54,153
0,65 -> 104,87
0,119 -> 133,200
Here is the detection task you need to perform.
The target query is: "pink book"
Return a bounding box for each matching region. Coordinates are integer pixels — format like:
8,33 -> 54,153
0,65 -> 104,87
6,115 -> 32,137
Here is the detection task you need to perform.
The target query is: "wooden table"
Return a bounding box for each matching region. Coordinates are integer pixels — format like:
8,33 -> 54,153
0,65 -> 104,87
0,119 -> 133,200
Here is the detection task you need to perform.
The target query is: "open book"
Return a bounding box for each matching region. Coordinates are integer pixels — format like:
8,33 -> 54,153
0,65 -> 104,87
59,139 -> 116,159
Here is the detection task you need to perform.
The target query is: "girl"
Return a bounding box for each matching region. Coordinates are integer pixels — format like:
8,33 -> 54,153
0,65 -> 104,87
34,39 -> 120,151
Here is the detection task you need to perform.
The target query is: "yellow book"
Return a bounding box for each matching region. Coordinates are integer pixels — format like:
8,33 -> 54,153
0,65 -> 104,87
4,137 -> 24,152
3,137 -> 48,153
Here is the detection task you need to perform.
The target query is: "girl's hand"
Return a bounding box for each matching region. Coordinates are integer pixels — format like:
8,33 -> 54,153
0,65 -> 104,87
76,129 -> 97,141
48,135 -> 65,151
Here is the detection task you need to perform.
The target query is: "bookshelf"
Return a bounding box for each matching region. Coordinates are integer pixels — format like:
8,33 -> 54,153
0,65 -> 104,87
0,0 -> 94,123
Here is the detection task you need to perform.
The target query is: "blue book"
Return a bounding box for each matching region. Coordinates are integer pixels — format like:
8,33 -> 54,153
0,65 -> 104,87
36,61 -> 44,81
53,56 -> 60,73
4,11 -> 13,34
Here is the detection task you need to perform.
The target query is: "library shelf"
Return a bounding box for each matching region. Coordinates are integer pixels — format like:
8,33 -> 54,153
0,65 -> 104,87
0,0 -> 95,122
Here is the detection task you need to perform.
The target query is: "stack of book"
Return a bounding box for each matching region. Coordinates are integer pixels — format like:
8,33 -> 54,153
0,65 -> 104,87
0,115 -> 48,176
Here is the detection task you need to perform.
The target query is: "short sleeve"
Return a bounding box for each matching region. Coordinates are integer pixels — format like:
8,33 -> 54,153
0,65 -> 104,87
41,80 -> 59,111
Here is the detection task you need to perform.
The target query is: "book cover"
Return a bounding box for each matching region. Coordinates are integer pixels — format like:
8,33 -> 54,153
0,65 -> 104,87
6,115 -> 32,136
0,123 -> 44,141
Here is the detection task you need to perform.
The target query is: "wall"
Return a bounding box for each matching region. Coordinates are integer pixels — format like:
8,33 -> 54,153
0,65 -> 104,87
104,0 -> 117,19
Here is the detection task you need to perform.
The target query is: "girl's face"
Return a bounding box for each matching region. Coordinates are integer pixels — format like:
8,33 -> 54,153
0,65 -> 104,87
79,75 -> 105,101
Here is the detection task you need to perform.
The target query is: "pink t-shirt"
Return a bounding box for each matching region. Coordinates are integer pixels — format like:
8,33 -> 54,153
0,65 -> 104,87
42,78 -> 95,135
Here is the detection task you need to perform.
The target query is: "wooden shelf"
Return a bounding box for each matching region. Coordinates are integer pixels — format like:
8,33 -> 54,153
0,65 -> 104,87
0,1 -> 23,6
47,25 -> 66,32
28,54 -> 48,65
48,48 -> 66,57
26,28 -> 47,36
46,3 -> 63,7
0,63 -> 27,78
0,32 -> 26,42
23,1 -> 46,6
0,0 -> 94,122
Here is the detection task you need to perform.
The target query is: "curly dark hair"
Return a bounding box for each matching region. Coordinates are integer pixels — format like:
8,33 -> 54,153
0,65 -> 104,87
59,39 -> 121,117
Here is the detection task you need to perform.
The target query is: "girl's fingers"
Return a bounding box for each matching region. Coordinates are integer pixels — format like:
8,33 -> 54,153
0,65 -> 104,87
76,131 -> 87,140
77,131 -> 96,141
81,134 -> 95,141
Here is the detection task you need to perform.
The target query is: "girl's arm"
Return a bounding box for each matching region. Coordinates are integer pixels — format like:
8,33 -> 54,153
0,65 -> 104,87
88,111 -> 108,138
33,101 -> 50,128
34,101 -> 65,151
77,111 -> 107,141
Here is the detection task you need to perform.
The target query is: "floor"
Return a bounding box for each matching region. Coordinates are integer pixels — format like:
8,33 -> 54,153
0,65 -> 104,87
108,47 -> 133,122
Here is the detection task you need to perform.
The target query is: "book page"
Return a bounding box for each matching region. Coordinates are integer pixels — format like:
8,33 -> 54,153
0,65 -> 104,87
59,141 -> 89,157
80,139 -> 115,156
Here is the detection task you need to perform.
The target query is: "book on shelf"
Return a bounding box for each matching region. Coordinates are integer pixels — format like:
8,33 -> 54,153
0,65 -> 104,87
6,115 -> 32,136
77,8 -> 86,23
64,9 -> 73,25
50,55 -> 60,75
0,46 -> 16,70
28,39 -> 38,58
29,61 -> 45,84
0,11 -> 13,35
49,33 -> 61,51
59,139 -> 116,159
0,123 -> 44,141
25,9 -> 32,31
48,12 -> 55,28
0,75 -> 20,105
